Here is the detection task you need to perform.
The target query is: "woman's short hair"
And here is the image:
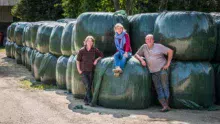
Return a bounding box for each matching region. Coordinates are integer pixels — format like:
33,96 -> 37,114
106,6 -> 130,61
114,23 -> 126,32
84,36 -> 95,46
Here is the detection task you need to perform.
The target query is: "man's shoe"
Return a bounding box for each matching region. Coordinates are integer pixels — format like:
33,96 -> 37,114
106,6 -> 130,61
160,107 -> 170,112
84,102 -> 89,106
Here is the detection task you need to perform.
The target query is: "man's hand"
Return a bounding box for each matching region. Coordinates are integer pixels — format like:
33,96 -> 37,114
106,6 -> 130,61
162,64 -> 170,70
123,52 -> 128,58
141,60 -> 147,67
93,60 -> 98,65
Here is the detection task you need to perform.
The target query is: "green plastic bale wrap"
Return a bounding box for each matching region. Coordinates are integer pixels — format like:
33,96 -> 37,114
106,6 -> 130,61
14,22 -> 29,46
170,61 -> 215,109
56,56 -> 69,89
21,28 -> 26,46
129,13 -> 159,53
25,47 -> 33,71
14,44 -> 23,64
71,26 -> 76,54
210,12 -> 220,21
154,12 -> 217,61
214,20 -> 220,61
74,12 -> 129,55
7,25 -> 11,41
33,52 -> 45,81
66,55 -> 75,93
5,41 -> 11,57
36,22 -> 58,53
57,18 -> 76,23
21,47 -> 26,65
61,22 -> 76,56
71,55 -> 86,99
39,53 -> 57,84
127,15 -> 133,21
9,22 -> 18,42
30,22 -> 47,49
212,64 -> 220,104
24,23 -> 32,47
49,23 -> 66,56
30,50 -> 38,76
11,42 -> 16,59
91,57 -> 152,109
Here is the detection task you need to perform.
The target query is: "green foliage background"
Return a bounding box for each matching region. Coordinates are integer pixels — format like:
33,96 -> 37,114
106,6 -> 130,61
12,0 -> 220,21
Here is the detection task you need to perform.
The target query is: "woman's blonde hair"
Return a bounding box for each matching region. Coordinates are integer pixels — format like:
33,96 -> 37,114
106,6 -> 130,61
114,23 -> 126,32
84,36 -> 95,46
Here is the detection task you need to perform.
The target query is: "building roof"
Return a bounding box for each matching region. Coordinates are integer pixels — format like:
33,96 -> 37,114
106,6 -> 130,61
0,0 -> 19,6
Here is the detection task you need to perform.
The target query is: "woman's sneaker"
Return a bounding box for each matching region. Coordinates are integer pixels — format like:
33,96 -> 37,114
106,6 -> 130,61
112,66 -> 120,73
116,66 -> 123,74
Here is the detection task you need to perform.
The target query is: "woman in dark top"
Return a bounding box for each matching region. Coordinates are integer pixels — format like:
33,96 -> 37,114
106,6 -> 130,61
76,36 -> 103,105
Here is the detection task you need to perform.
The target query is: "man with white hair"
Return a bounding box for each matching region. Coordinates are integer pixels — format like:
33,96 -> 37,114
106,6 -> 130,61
135,34 -> 173,112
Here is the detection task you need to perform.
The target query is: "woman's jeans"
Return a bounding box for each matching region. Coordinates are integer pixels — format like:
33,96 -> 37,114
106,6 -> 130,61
152,69 -> 170,100
114,52 -> 132,69
82,71 -> 93,103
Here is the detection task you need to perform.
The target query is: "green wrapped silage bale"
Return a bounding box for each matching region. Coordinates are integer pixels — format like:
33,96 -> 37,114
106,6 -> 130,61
24,23 -> 33,47
74,12 -> 129,55
33,51 -> 45,81
129,13 -> 159,53
5,41 -> 11,57
210,12 -> 220,21
57,18 -> 76,23
71,26 -> 76,54
9,22 -> 18,42
71,55 -> 86,99
30,22 -> 44,49
61,22 -> 76,56
49,23 -> 66,56
36,22 -> 58,53
66,55 -> 75,93
30,49 -> 38,76
25,47 -> 33,71
127,15 -> 133,21
154,11 -> 217,61
56,56 -> 69,89
14,22 -> 29,46
14,44 -> 23,64
7,25 -> 11,41
11,42 -> 16,59
212,64 -> 220,105
21,47 -> 26,65
214,20 -> 220,61
39,53 -> 57,84
91,57 -> 152,109
170,61 -> 215,109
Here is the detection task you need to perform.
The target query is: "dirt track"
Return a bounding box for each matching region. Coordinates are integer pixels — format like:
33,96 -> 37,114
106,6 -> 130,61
1,51 -> 220,124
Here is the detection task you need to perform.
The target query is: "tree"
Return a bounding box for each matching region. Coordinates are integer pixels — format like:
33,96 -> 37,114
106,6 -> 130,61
113,0 -> 120,11
163,0 -> 218,12
61,0 -> 220,19
62,0 -> 82,18
12,0 -> 64,21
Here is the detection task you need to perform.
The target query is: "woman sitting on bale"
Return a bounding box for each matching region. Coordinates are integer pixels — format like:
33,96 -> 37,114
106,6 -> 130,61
112,23 -> 132,77
76,36 -> 104,105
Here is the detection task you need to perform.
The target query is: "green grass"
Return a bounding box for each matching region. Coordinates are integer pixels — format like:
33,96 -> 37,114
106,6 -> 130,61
0,46 -> 5,53
20,80 -> 57,90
